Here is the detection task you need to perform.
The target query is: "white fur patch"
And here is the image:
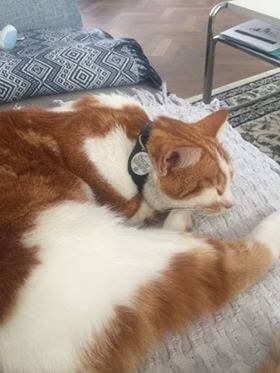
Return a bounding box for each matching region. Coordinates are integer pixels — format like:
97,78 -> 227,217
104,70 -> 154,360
96,93 -> 142,110
83,126 -> 138,200
216,152 -> 234,207
80,181 -> 95,201
163,210 -> 192,231
49,101 -> 75,112
0,202 -> 206,373
128,200 -> 154,225
252,211 -> 280,259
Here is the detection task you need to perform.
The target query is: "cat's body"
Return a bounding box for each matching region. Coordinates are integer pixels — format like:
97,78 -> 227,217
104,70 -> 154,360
0,94 -> 280,373
5,94 -> 234,227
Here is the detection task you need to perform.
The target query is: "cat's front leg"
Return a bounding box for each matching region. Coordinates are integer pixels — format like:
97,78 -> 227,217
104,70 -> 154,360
163,209 -> 192,231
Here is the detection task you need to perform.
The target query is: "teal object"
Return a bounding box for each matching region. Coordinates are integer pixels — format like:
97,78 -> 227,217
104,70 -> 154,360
0,25 -> 17,50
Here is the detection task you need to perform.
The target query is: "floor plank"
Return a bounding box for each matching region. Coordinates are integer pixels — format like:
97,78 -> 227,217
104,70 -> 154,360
77,0 -> 272,98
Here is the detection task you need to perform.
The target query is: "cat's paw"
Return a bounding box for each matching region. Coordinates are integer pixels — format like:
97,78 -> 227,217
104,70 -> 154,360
252,211 -> 280,259
163,210 -> 192,232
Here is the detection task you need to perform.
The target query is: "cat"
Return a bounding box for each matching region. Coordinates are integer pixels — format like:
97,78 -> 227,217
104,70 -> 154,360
0,93 -> 279,373
50,93 -> 233,231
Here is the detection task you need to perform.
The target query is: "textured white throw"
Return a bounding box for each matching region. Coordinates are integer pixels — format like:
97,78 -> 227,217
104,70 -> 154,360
129,87 -> 280,373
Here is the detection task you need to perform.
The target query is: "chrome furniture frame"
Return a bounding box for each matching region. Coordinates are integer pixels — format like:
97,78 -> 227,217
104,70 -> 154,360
203,1 -> 280,105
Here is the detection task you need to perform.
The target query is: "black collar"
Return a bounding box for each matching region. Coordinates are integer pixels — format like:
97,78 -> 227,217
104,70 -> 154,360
128,121 -> 153,193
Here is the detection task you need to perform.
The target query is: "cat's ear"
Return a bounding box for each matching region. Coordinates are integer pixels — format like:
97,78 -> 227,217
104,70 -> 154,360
194,110 -> 228,139
157,147 -> 202,176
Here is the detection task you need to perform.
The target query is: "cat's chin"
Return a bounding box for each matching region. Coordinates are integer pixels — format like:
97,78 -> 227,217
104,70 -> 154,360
201,208 -> 230,217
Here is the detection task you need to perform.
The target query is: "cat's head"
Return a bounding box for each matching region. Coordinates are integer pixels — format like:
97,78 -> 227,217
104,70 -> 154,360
145,110 -> 234,215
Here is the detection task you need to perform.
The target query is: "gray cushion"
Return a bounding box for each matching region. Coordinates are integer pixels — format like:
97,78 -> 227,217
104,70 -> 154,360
0,0 -> 82,32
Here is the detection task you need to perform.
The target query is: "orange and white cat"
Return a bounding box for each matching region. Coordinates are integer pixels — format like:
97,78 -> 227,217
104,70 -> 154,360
50,94 -> 234,230
0,93 -> 279,373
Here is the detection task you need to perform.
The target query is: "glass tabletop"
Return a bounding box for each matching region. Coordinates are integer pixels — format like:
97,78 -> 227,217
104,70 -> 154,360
228,0 -> 280,27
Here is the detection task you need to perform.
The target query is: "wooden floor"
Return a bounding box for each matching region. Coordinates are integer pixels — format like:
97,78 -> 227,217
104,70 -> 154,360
77,0 -> 273,98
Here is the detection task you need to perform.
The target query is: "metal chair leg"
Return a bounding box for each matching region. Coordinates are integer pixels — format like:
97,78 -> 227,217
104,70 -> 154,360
203,2 -> 229,104
203,37 -> 218,104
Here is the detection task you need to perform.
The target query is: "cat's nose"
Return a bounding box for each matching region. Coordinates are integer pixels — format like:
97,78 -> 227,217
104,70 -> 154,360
221,192 -> 235,209
223,200 -> 235,209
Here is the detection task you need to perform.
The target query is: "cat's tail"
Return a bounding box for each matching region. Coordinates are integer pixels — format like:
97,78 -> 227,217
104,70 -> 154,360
260,331 -> 280,373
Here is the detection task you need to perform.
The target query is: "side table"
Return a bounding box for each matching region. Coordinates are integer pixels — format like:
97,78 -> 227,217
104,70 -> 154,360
203,0 -> 280,105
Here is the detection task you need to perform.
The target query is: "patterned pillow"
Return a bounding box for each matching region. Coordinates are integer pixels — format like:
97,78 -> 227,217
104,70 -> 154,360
0,29 -> 162,104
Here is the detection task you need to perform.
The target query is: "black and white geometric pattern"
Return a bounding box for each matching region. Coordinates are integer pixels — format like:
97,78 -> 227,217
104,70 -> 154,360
0,28 -> 162,104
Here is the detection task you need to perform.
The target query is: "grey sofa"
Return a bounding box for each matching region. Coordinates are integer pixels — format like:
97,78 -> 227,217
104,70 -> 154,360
0,0 -> 161,109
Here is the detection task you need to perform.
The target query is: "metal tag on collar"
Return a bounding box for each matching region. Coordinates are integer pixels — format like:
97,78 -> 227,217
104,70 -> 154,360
130,121 -> 153,176
130,151 -> 151,176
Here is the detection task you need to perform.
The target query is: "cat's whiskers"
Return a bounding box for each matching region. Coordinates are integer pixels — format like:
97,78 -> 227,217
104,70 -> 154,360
164,207 -> 200,212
